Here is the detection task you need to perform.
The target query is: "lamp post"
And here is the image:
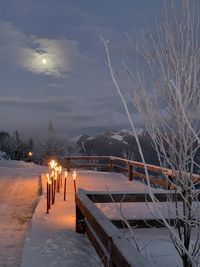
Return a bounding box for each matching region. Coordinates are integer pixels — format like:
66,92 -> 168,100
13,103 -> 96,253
56,166 -> 62,192
59,166 -> 62,188
49,160 -> 58,204
73,171 -> 77,194
53,171 -> 57,204
46,173 -> 51,214
51,171 -> 54,205
27,151 -> 32,162
64,171 -> 67,201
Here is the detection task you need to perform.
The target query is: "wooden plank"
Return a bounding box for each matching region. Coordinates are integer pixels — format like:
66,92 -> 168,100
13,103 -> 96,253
70,164 -> 110,169
132,171 -> 169,188
76,189 -> 150,267
86,191 -> 200,203
110,156 -> 129,164
110,157 -> 170,174
113,164 -> 128,172
76,205 -> 85,234
76,193 -> 115,250
64,156 -> 111,161
85,222 -> 110,267
111,157 -> 200,183
111,218 -> 177,228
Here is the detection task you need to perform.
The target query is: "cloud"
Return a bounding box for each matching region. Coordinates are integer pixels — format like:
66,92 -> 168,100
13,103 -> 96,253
0,21 -> 24,44
21,38 -> 75,77
0,20 -> 96,77
0,96 -> 72,113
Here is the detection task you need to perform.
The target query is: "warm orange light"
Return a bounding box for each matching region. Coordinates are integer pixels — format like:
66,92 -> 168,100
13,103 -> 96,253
49,160 -> 54,169
72,171 -> 76,180
64,171 -> 68,179
46,173 -> 51,184
28,151 -> 32,156
58,166 -> 62,173
51,170 -> 54,178
49,160 -> 57,169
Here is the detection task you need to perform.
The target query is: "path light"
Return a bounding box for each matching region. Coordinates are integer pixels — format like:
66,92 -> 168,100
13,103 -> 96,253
55,167 -> 60,192
49,160 -> 55,169
49,161 -> 58,205
57,166 -> 62,192
51,170 -> 57,204
49,160 -> 57,170
50,170 -> 54,178
50,171 -> 54,204
58,166 -> 62,188
73,171 -> 77,194
27,151 -> 32,162
72,170 -> 76,180
46,173 -> 51,214
64,171 -> 67,201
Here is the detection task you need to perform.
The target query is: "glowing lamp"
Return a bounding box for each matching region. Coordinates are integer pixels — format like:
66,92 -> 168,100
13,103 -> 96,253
58,166 -> 62,174
72,171 -> 76,180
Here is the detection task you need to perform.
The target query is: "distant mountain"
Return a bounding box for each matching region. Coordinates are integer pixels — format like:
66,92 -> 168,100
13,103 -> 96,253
72,129 -> 159,165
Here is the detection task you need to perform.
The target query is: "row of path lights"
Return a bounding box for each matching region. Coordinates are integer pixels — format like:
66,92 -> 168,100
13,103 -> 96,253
46,160 -> 77,214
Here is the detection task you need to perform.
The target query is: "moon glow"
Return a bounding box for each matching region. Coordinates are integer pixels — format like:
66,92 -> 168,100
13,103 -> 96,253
42,58 -> 47,64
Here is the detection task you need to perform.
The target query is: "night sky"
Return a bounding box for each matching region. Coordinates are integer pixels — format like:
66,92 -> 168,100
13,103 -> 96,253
0,0 -> 163,138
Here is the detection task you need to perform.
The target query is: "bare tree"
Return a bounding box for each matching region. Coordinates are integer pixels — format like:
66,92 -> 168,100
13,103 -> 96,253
102,0 -> 200,266
34,121 -> 77,165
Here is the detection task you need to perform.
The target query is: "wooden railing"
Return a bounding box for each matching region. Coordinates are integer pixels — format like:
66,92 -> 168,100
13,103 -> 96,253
63,155 -> 200,189
76,189 -> 200,266
76,189 -> 151,267
63,156 -> 174,189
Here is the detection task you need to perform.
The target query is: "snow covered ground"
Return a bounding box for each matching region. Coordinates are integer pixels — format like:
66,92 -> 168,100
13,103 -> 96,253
0,160 -> 186,266
20,179 -> 100,267
24,170 -> 183,267
0,160 -> 47,267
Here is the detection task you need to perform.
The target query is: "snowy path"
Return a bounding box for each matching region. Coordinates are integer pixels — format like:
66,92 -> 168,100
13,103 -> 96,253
0,162 -> 43,267
20,170 -> 163,267
20,172 -> 100,267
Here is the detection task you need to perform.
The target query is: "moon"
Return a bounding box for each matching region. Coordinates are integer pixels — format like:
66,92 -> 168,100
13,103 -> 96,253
42,58 -> 47,64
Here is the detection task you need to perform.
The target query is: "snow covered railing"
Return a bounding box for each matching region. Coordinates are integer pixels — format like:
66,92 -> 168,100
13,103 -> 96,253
63,156 -> 177,189
76,189 -> 200,267
86,191 -> 200,228
75,189 -> 151,267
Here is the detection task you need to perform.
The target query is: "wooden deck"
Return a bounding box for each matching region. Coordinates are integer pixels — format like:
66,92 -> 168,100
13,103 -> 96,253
51,170 -> 153,231
21,170 -> 184,267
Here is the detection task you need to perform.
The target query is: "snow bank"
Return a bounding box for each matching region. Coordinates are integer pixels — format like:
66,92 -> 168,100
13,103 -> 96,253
0,161 -> 47,267
0,159 -> 33,168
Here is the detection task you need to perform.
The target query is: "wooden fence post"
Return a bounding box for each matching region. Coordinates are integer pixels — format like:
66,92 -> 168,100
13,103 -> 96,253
76,204 -> 86,234
110,159 -> 113,172
66,157 -> 71,172
108,237 -> 118,267
128,163 -> 133,181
